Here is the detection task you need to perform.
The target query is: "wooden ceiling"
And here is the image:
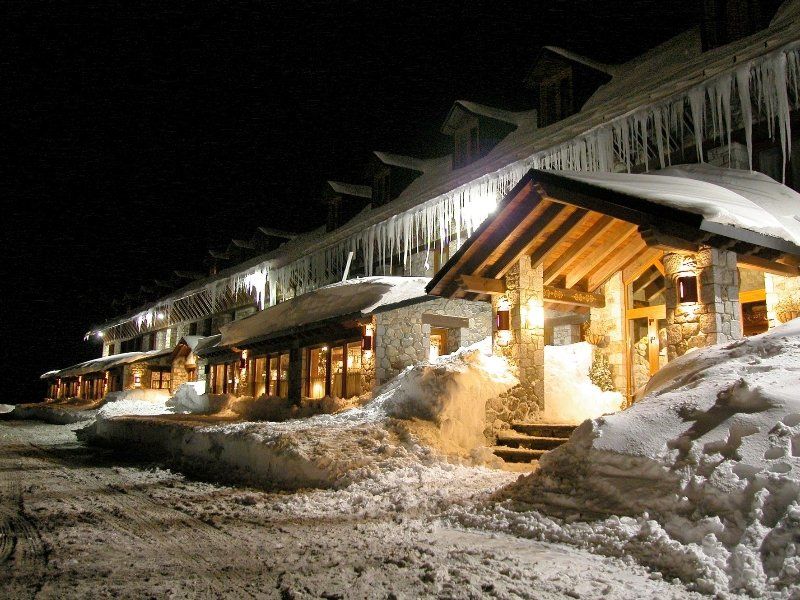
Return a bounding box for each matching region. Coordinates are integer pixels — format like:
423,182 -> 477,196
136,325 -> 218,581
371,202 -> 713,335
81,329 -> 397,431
427,169 -> 800,303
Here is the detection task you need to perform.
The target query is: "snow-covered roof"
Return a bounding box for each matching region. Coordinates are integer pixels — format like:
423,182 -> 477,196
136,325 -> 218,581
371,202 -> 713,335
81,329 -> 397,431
91,11 -> 799,336
442,100 -> 538,134
220,276 -> 432,347
540,46 -> 619,77
556,165 -> 800,247
327,181 -> 372,199
373,151 -> 438,173
580,29 -> 703,111
41,348 -> 173,379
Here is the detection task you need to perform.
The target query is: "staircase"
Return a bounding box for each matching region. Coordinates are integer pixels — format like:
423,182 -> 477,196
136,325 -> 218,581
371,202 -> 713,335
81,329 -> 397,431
492,422 -> 577,464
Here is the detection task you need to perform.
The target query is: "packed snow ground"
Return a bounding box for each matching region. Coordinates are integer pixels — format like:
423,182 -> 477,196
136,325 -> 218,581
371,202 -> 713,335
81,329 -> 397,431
452,320 -> 800,597
0,420 -> 701,599
14,324 -> 800,596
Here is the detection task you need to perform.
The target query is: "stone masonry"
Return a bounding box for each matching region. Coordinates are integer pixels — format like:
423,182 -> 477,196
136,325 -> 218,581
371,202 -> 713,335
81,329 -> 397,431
374,297 -> 492,385
589,272 -> 627,394
486,259 -> 545,436
664,246 -> 741,360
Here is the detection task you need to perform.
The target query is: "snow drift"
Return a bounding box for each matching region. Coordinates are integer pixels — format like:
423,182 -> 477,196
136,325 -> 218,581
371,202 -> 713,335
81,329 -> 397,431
543,342 -> 625,423
84,344 -> 517,489
468,319 -> 800,596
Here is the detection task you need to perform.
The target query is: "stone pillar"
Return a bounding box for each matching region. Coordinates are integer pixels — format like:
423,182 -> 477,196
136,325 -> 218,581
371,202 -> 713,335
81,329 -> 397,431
492,258 -> 545,420
664,246 -> 741,360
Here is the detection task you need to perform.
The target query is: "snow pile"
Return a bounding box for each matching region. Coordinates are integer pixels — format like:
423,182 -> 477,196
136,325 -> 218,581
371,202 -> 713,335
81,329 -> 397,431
543,342 -> 625,423
227,394 -> 367,422
0,403 -> 14,414
96,389 -> 171,420
87,343 -> 517,489
9,397 -> 103,424
461,320 -> 800,596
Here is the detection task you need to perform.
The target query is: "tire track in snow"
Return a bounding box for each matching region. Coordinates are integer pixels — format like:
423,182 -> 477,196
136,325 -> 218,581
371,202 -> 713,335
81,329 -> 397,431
23,441 -> 259,598
0,459 -> 49,599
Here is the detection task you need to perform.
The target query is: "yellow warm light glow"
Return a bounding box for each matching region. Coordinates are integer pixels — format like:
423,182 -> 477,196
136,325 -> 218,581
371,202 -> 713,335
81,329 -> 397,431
524,299 -> 545,329
311,381 -> 325,398
363,349 -> 373,360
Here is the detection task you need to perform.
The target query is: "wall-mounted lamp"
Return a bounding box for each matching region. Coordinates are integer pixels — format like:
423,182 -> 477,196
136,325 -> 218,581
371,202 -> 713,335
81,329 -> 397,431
362,324 -> 374,351
239,349 -> 248,370
496,295 -> 511,331
677,275 -> 698,304
495,295 -> 512,347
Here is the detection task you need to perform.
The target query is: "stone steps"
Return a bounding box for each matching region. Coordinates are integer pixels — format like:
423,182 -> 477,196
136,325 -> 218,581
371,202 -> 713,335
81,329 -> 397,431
492,446 -> 549,463
495,431 -> 569,450
492,422 -> 578,464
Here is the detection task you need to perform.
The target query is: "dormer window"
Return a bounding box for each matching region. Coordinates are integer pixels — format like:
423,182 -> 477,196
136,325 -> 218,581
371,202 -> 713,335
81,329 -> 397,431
373,168 -> 391,206
539,74 -> 573,127
454,123 -> 479,169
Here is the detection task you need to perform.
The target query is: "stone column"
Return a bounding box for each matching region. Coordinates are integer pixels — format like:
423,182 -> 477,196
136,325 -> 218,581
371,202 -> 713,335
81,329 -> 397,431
664,246 -> 741,360
492,258 -> 545,419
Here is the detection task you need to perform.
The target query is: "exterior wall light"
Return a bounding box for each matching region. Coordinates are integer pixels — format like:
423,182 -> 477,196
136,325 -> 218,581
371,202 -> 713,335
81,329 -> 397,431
362,324 -> 374,351
677,275 -> 699,304
495,295 -> 512,347
239,349 -> 248,370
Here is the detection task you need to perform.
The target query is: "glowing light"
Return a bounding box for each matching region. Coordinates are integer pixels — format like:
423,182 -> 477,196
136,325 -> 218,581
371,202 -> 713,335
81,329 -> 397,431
95,331 -> 104,339
156,312 -> 165,320
524,299 -> 545,329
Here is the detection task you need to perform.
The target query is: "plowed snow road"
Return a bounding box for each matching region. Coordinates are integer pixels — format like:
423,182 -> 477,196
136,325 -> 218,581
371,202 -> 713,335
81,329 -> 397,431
0,420 -> 696,599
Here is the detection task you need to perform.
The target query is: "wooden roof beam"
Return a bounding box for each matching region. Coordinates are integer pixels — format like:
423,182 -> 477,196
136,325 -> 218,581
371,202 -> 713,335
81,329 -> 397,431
438,181 -> 541,297
543,214 -> 616,285
565,224 -> 638,288
458,275 -> 505,295
738,255 -> 800,277
483,201 -> 566,278
588,238 -> 649,292
529,207 -> 590,269
623,247 -> 664,286
543,285 -> 605,308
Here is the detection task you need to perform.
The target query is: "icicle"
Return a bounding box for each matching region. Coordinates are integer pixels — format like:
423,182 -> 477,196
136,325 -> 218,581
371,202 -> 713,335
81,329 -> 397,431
688,87 -> 706,162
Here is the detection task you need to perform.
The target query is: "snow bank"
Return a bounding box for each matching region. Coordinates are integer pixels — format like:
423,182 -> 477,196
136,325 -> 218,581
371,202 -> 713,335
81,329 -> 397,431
96,389 -> 171,419
543,342 -> 625,423
9,398 -> 101,424
469,320 -> 800,596
86,343 -> 517,490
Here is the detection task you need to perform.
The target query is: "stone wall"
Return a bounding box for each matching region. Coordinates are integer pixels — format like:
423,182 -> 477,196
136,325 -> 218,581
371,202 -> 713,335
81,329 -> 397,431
589,272 -> 627,394
123,363 -> 151,390
374,297 -> 492,385
765,273 -> 800,328
664,247 -> 741,360
486,259 -> 545,436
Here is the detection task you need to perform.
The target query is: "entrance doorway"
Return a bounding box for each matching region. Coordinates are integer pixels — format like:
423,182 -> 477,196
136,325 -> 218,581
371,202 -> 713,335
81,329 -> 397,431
626,263 -> 667,397
429,327 -> 449,361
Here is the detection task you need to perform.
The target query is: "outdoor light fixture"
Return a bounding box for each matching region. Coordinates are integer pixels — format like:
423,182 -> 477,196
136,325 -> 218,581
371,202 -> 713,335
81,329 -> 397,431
239,350 -> 248,370
362,324 -> 374,351
95,331 -> 103,339
133,373 -> 141,387
156,311 -> 165,320
677,275 -> 699,304
496,295 -> 511,331
495,295 -> 512,347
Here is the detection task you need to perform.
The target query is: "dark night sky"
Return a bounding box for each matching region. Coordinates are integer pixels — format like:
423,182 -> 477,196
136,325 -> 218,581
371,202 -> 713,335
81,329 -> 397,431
5,0 -> 705,400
